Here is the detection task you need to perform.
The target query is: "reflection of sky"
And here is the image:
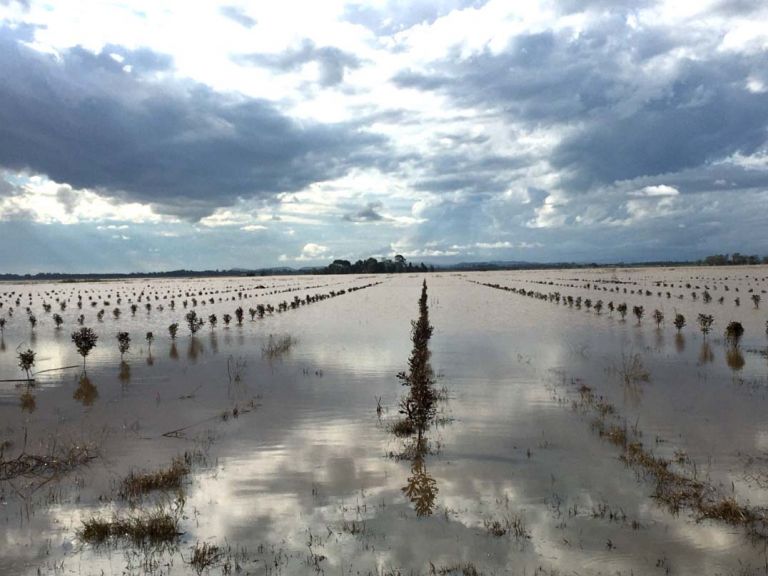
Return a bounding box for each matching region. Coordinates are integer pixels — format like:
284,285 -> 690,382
2,272 -> 768,575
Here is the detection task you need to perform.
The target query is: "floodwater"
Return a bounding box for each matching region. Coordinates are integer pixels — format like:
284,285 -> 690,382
1,268 -> 768,575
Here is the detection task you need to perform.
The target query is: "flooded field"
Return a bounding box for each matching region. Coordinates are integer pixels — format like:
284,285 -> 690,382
2,267 -> 768,575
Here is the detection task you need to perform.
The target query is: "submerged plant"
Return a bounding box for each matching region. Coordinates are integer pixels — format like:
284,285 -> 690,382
697,314 -> 714,338
72,327 -> 98,371
652,309 -> 664,328
186,311 -> 204,335
116,331 -> 131,360
724,321 -> 744,348
398,280 -> 437,436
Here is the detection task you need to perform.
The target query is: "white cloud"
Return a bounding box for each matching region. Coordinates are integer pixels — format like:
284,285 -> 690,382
294,242 -> 330,261
630,185 -> 680,197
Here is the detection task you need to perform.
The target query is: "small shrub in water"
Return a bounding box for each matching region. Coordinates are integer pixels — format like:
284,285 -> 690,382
72,327 -> 98,370
697,314 -> 714,338
725,321 -> 744,348
116,331 -> 131,360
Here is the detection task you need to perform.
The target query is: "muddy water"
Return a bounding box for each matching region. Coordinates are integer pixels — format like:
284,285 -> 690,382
1,269 -> 768,575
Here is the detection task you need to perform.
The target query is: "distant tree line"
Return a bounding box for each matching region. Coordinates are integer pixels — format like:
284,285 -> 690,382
320,255 -> 435,275
700,253 -> 768,266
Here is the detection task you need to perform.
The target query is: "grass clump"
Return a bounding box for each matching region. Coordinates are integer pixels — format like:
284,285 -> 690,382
618,353 -> 650,386
190,541 -> 223,574
262,334 -> 297,359
119,456 -> 190,499
79,507 -> 181,545
435,562 -> 481,576
482,514 -> 529,540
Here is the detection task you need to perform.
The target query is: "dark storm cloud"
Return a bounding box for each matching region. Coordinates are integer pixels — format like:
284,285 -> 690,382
394,27 -> 632,124
412,152 -> 530,196
0,27 -> 386,219
342,201 -> 386,222
236,40 -> 361,87
392,20 -> 768,193
711,0 -> 766,16
552,56 -> 768,190
219,6 -> 257,28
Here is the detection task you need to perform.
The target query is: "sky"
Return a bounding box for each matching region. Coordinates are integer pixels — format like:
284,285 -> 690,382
0,0 -> 767,273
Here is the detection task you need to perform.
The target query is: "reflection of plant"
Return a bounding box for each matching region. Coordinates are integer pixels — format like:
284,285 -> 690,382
119,361 -> 131,383
74,374 -> 99,406
699,342 -> 714,364
726,347 -> 745,372
401,450 -> 438,517
20,390 -> 36,412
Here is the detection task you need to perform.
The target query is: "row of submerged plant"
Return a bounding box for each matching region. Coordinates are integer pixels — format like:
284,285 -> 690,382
0,278 -> 371,332
473,280 -> 762,348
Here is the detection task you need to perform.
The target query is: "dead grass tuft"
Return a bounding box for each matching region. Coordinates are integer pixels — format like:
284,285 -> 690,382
119,456 -> 190,499
261,334 -> 297,359
79,507 -> 181,545
189,541 -> 222,574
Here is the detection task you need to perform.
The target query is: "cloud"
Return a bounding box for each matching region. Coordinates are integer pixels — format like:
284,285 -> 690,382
630,184 -> 679,197
290,242 -> 330,261
0,26 -> 385,220
342,201 -> 387,222
219,6 -> 257,28
55,185 -> 79,214
235,39 -> 361,87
